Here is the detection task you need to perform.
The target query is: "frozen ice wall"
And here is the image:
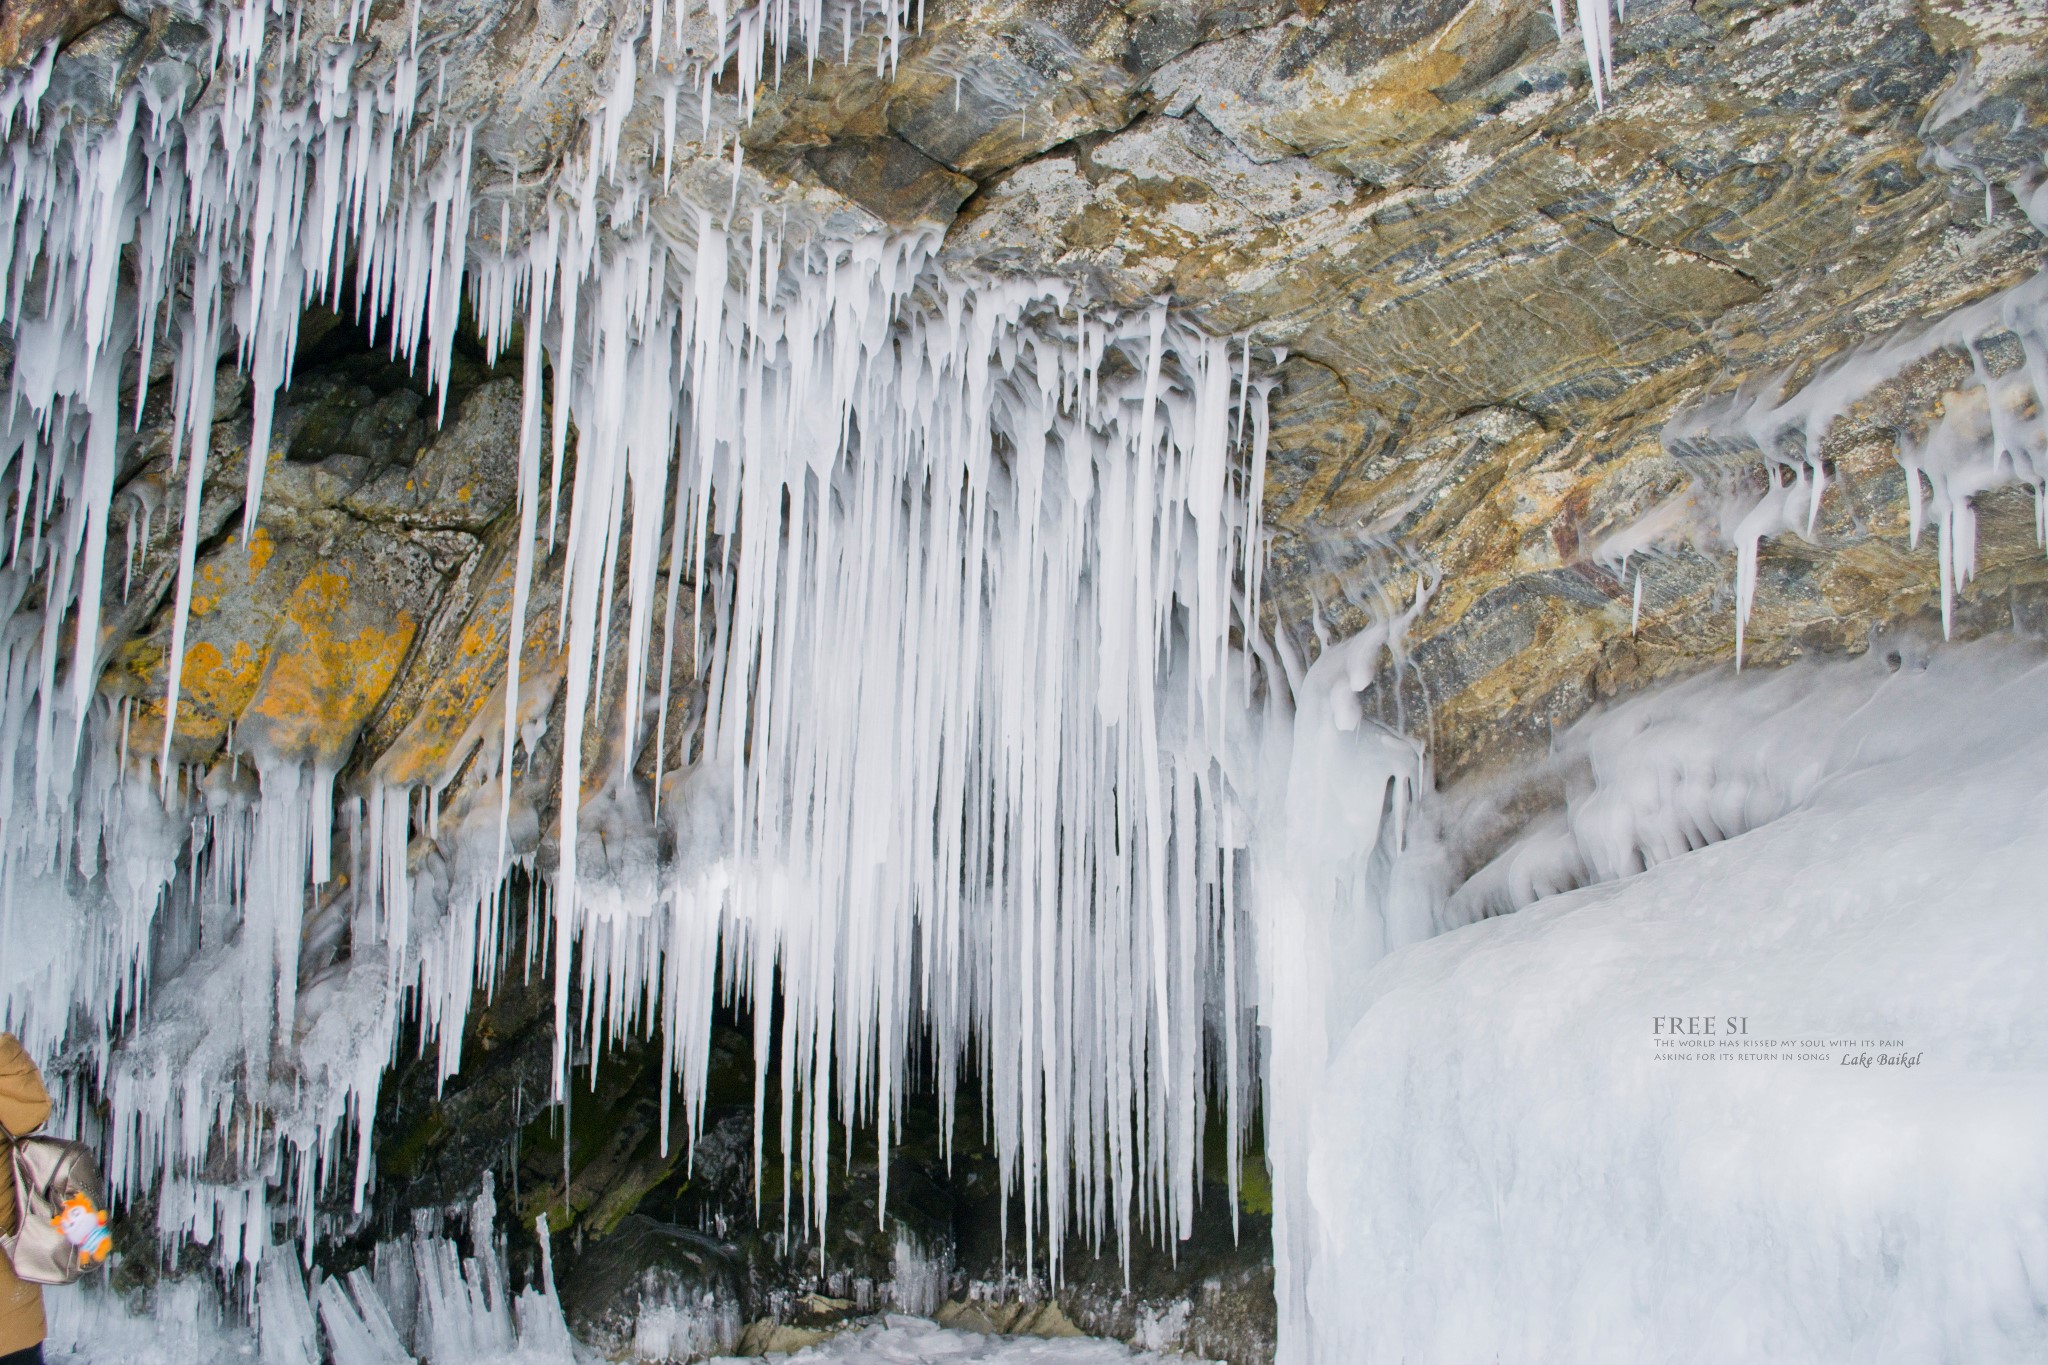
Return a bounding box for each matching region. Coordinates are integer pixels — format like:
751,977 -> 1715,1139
0,0 -> 1270,1293
1246,576 -> 1428,1359
1294,637 -> 2048,1364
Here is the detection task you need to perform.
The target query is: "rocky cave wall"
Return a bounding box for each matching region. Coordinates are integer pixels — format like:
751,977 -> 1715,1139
12,0 -> 2048,1361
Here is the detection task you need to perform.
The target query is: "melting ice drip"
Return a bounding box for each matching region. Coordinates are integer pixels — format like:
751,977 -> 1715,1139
0,0 -> 1269,1290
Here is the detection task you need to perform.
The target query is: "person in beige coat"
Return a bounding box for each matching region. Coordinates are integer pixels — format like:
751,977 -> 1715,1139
0,1034 -> 51,1365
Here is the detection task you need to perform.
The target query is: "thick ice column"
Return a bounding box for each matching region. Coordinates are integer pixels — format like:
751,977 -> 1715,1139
1252,630 -> 1422,1365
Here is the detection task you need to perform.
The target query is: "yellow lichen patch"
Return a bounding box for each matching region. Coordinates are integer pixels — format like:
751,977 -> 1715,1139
180,638 -> 266,731
117,637 -> 266,760
246,525 -> 274,578
190,530 -> 279,615
374,616 -> 510,787
189,560 -> 225,617
112,637 -> 166,689
239,566 -> 418,767
118,703 -> 175,764
372,544 -> 569,791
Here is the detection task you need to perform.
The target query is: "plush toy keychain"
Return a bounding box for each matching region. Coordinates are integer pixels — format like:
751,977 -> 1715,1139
51,1192 -> 113,1268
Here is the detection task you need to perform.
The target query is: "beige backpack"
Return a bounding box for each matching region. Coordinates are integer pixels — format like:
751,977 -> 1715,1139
1,1118 -> 107,1286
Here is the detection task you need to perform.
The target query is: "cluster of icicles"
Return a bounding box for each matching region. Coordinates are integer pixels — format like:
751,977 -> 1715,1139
0,0 -> 1278,1296
1551,1 -> 1629,108
1606,259 -> 2048,663
1599,62 -> 2048,662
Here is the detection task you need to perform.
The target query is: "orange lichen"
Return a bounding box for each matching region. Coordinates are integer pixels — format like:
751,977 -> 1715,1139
189,560 -> 224,617
246,525 -> 274,577
190,530 -> 277,616
372,555 -> 531,787
181,639 -> 266,725
240,567 -> 417,766
118,637 -> 266,758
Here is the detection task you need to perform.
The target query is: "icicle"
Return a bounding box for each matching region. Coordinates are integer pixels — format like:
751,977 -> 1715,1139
726,136 -> 743,227
1665,256 -> 2048,662
1552,1 -> 1626,108
661,82 -> 678,191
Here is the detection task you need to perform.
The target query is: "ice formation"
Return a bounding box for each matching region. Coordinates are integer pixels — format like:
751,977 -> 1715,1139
45,1178 -> 1075,1365
49,1186 -> 580,1365
0,0 -> 1280,1330
1652,259 -> 2048,659
51,1288 -> 1196,1365
1292,636 -> 2048,1364
1628,119 -> 2048,664
43,1278 -> 252,1365
1550,1 -> 1628,108
698,1317 -> 1193,1363
1241,576 -> 1428,1364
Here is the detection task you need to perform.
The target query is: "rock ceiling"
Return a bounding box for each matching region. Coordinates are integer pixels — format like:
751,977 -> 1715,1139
21,0 -> 2048,785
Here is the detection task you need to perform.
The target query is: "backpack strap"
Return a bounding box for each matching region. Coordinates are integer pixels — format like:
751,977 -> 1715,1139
0,1116 -> 14,1241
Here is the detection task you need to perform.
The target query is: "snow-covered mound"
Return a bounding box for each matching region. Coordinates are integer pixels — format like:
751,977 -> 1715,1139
1302,638 -> 2048,1364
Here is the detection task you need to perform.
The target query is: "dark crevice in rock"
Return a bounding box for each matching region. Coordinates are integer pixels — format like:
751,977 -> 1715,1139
1583,212 -> 1770,292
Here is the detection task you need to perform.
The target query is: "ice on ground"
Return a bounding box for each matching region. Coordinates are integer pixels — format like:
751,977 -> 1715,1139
46,1288 -> 1188,1365
704,1315 -> 1201,1363
44,1277 -> 254,1365
1299,638 -> 2048,1364
42,1180 -> 1184,1365
47,1237 -> 572,1365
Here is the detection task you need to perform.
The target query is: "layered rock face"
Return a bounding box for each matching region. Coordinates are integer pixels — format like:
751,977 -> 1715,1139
15,0 -> 2048,1360
891,0 -> 2048,782
34,0 -> 2048,778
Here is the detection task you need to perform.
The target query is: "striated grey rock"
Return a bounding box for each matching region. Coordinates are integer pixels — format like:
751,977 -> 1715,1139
40,10 -> 141,122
